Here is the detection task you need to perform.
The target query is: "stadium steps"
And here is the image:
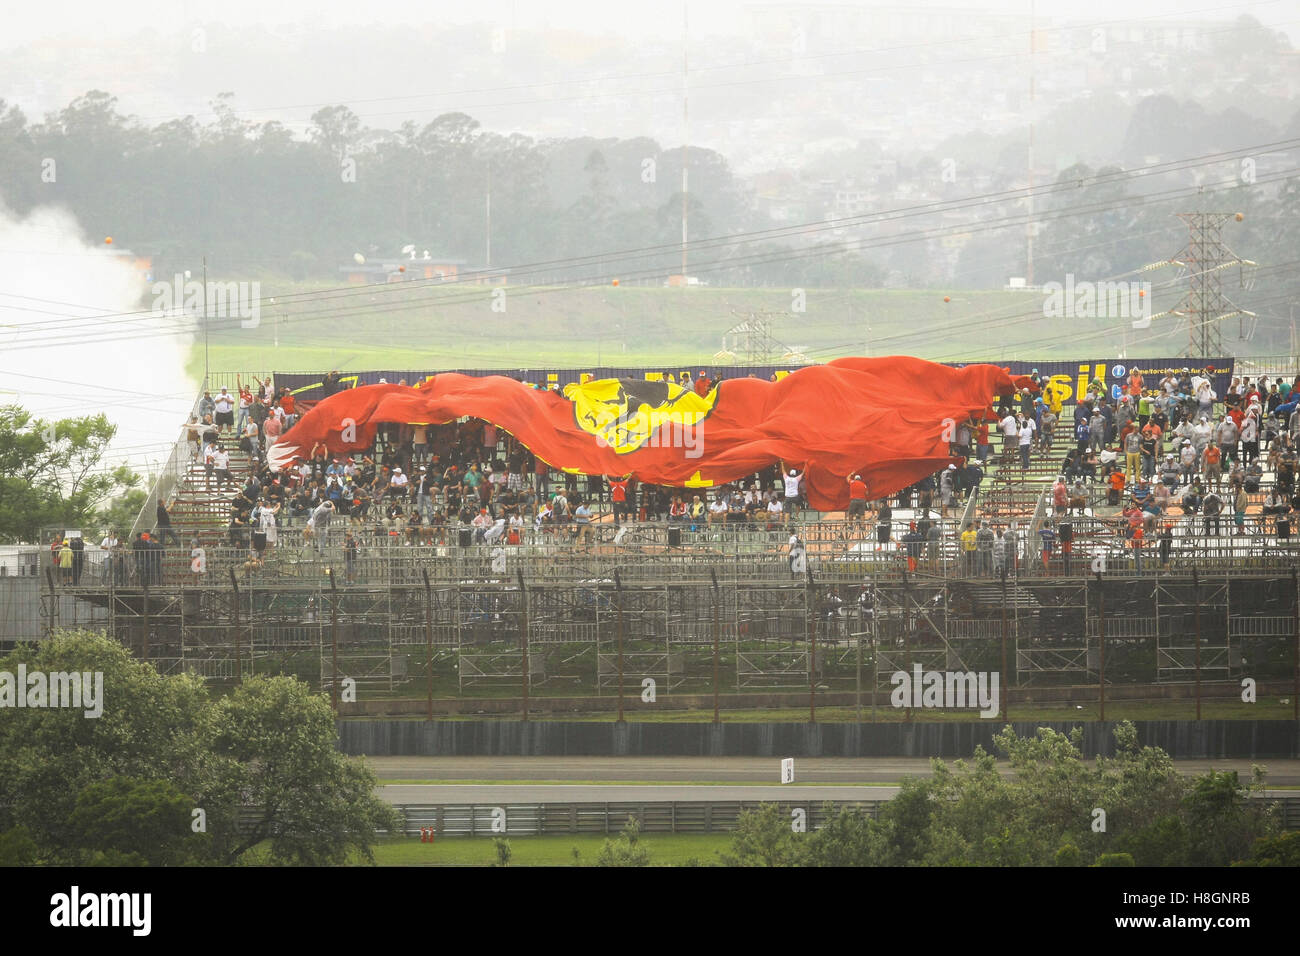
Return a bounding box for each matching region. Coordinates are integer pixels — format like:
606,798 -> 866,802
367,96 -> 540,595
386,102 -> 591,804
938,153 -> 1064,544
951,580 -> 1041,612
164,435 -> 257,540
978,443 -> 1066,518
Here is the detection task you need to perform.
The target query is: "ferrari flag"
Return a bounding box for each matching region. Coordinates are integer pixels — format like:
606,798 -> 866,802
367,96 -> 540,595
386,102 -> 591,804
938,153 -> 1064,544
268,356 -> 1034,510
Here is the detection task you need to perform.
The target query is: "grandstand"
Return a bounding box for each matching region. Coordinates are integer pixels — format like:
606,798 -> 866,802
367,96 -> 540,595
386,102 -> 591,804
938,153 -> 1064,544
31,360 -> 1300,716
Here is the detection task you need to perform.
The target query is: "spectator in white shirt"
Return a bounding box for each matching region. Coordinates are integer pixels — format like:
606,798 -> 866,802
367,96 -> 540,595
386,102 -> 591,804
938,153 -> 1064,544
214,388 -> 235,434
1000,412 -> 1019,460
202,442 -> 218,488
1017,416 -> 1036,470
213,447 -> 232,488
243,420 -> 261,462
389,467 -> 410,498
781,466 -> 804,516
708,496 -> 729,525
766,497 -> 784,525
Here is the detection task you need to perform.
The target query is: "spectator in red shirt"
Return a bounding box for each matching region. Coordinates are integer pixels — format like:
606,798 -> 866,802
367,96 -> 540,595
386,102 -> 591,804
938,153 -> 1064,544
846,473 -> 869,526
695,371 -> 712,397
534,454 -> 550,497
608,475 -> 631,526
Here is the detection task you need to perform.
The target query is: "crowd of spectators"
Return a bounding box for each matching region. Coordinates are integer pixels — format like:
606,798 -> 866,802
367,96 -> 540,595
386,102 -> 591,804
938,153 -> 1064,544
975,369 -> 1300,572
148,366 -> 1300,580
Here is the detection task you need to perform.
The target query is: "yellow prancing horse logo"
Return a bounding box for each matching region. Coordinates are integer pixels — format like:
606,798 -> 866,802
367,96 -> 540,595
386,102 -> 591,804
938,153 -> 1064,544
565,378 -> 716,454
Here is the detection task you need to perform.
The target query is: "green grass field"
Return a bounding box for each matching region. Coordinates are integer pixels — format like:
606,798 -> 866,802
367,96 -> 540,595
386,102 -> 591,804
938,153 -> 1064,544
365,832 -> 730,866
194,283 -> 1190,380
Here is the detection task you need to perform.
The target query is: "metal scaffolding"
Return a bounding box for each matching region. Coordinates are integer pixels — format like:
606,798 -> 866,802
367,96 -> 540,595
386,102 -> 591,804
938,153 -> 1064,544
29,523 -> 1300,712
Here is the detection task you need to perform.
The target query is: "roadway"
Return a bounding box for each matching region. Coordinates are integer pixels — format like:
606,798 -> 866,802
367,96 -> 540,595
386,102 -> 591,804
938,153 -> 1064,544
379,783 -> 900,803
366,756 -> 1300,804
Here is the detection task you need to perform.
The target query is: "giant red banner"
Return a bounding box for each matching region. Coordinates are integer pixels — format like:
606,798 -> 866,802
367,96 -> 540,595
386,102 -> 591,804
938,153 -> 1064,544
268,356 -> 1034,510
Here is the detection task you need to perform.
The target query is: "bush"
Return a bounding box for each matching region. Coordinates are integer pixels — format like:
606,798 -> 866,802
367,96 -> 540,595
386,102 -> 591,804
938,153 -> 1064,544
1055,844 -> 1083,867
595,817 -> 651,867
1235,831 -> 1300,867
493,838 -> 512,867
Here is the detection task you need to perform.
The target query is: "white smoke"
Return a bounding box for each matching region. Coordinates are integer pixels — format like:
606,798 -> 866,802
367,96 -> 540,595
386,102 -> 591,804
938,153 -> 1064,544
0,202 -> 197,481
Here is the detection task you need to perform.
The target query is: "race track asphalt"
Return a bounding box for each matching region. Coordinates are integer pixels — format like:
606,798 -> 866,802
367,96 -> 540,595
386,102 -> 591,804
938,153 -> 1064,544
366,756 -> 1300,804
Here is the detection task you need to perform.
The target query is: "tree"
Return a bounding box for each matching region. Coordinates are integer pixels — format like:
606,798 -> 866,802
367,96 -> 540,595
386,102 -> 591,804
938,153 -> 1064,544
871,775 -> 938,865
0,631 -> 210,851
1236,831 -> 1300,867
0,405 -> 140,543
65,776 -> 211,866
97,488 -> 147,539
0,99 -> 40,214
802,802 -> 883,867
198,674 -> 400,865
720,722 -> 1279,867
0,826 -> 39,866
309,105 -> 363,164
720,803 -> 803,866
595,817 -> 651,867
1181,769 -> 1274,867
0,631 -> 398,866
1055,844 -> 1083,866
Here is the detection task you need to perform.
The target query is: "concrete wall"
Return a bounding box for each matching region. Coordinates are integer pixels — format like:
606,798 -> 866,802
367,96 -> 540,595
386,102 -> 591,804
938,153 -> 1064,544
0,576 -> 109,643
337,719 -> 1300,759
338,680 -> 1300,717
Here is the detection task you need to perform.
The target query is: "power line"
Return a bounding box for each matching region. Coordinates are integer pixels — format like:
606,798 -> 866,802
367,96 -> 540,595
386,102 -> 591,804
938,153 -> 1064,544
7,149 -> 1296,354
4,133 -> 1296,341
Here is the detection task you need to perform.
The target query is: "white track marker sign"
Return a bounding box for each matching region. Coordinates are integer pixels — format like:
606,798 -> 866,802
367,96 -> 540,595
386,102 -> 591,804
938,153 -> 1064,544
781,757 -> 795,784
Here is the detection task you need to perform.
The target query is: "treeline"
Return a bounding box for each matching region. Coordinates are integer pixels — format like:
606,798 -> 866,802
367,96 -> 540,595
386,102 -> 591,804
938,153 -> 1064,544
1,89 -> 1297,336
0,91 -> 878,288
717,723 -> 1294,868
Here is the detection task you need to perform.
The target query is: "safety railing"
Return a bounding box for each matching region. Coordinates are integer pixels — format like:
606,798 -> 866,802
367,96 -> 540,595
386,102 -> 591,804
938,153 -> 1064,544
384,796 -> 1300,837
40,515 -> 1300,591
129,390 -> 208,542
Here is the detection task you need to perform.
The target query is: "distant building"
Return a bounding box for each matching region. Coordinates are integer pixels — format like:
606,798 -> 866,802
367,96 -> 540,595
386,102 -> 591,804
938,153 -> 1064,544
340,255 -> 507,285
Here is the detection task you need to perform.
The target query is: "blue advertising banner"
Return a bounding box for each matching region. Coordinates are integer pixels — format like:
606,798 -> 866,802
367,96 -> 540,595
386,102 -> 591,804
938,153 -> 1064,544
985,359 -> 1235,406
272,358 -> 1235,407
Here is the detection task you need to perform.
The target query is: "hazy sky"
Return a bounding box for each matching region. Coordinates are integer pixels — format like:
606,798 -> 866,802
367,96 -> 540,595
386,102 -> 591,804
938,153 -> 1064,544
1,0 -> 1296,477
6,0 -> 1296,46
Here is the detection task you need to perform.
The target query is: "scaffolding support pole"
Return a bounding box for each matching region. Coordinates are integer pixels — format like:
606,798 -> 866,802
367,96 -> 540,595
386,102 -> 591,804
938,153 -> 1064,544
710,568 -> 720,724
229,569 -> 242,684
805,565 -> 816,724
1096,571 -> 1106,721
615,570 -> 624,723
328,568 -> 340,712
1193,567 -> 1203,721
1292,568 -> 1299,723
1001,566 -> 1009,721
518,569 -> 529,722
422,569 -> 433,721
